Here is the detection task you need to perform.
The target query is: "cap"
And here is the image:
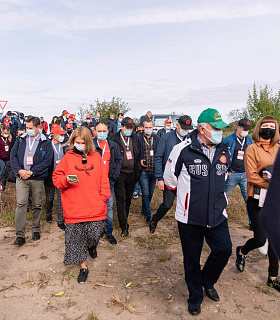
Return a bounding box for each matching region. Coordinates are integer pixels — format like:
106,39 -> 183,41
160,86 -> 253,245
178,115 -> 193,130
197,108 -> 229,129
4,118 -> 10,124
6,111 -> 12,116
237,118 -> 252,130
19,113 -> 24,117
69,114 -> 76,120
86,115 -> 92,119
66,123 -> 73,129
51,125 -> 66,135
63,110 -> 70,115
165,119 -> 172,124
121,117 -> 135,127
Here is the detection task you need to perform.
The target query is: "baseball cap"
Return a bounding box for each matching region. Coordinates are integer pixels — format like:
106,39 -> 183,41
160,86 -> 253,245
237,118 -> 252,130
165,119 -> 172,124
63,110 -> 70,115
121,117 -> 135,127
69,114 -> 76,120
51,126 -> 66,135
197,108 -> 229,129
4,118 -> 10,124
86,115 -> 92,119
66,123 -> 73,129
178,115 -> 193,130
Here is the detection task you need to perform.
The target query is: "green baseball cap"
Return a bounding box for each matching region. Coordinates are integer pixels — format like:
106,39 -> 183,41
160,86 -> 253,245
197,108 -> 229,129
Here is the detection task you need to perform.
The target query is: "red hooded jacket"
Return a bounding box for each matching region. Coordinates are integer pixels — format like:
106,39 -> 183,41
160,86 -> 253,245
52,150 -> 111,224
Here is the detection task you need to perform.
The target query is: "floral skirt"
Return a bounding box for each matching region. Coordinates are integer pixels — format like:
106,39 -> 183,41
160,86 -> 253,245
64,220 -> 106,265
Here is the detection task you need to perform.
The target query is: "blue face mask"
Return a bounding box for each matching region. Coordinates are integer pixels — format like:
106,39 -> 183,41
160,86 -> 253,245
26,129 -> 36,137
95,117 -> 100,121
203,127 -> 223,144
144,129 -> 153,135
97,132 -> 108,141
86,119 -> 91,123
123,130 -> 132,137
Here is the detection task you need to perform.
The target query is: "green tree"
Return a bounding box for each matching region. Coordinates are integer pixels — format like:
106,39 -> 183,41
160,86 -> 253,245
77,97 -> 130,124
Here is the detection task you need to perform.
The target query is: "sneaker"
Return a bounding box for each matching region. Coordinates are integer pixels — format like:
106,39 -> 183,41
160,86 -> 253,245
58,223 -> 66,231
267,277 -> 280,292
32,232 -> 40,240
235,246 -> 246,272
77,268 -> 89,284
88,246 -> 97,259
14,237 -> 25,246
149,218 -> 157,233
105,235 -> 117,245
46,215 -> 52,224
133,192 -> 138,199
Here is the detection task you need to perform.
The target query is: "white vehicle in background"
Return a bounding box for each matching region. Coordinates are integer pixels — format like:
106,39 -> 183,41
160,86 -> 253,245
152,114 -> 181,133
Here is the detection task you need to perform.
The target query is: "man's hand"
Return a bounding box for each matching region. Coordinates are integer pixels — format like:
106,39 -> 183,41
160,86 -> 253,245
18,169 -> 30,180
157,180 -> 164,191
8,134 -> 12,142
67,176 -> 79,184
141,159 -> 147,167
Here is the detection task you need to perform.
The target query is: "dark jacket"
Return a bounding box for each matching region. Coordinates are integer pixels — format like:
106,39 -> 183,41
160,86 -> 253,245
93,137 -> 122,184
139,115 -> 152,124
157,127 -> 173,138
62,120 -> 77,131
164,129 -> 231,228
108,121 -> 119,138
10,133 -> 53,180
81,121 -> 95,128
110,131 -> 142,181
105,117 -> 116,129
154,130 -> 181,181
138,133 -> 160,167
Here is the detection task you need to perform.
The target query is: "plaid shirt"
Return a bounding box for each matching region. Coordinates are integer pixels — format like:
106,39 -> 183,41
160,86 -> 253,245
143,134 -> 154,172
197,134 -> 216,163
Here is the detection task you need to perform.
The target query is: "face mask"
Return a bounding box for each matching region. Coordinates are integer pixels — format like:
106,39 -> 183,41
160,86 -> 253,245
95,118 -> 100,121
26,129 -> 36,137
144,129 -> 153,135
74,142 -> 85,152
203,127 -> 223,144
260,128 -> 275,140
58,136 -> 64,143
179,128 -> 189,137
123,130 -> 132,137
240,130 -> 249,138
67,129 -> 72,134
68,120 -> 73,124
2,134 -> 9,138
86,120 -> 91,123
41,120 -> 44,123
97,132 -> 108,141
110,117 -> 114,120
165,126 -> 171,131
118,118 -> 123,123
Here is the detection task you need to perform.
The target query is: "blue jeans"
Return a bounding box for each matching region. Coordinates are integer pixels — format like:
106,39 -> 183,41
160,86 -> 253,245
0,159 -> 7,190
105,184 -> 114,237
225,171 -> 250,222
139,171 -> 156,218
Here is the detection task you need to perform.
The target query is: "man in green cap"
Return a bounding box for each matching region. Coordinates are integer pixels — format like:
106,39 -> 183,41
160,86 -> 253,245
163,108 -> 232,316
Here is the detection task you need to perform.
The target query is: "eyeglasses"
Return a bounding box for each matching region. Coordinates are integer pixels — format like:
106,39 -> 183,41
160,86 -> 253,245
138,130 -> 144,133
82,156 -> 87,164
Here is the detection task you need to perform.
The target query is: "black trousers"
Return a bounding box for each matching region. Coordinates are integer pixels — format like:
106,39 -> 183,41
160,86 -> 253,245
178,219 -> 232,304
152,185 -> 176,222
114,171 -> 136,230
242,197 -> 279,277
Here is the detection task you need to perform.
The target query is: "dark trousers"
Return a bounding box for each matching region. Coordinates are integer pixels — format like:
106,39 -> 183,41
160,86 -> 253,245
44,183 -> 64,225
241,197 -> 279,277
152,185 -> 176,222
178,219 -> 232,304
114,171 -> 136,230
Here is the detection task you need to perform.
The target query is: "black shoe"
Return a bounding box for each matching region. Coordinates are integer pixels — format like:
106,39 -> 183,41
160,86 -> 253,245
46,215 -> 52,224
121,224 -> 129,237
205,287 -> 220,301
88,246 -> 97,259
32,232 -> 40,240
77,268 -> 89,284
149,218 -> 157,233
14,237 -> 25,246
235,246 -> 246,272
105,235 -> 117,245
267,277 -> 280,292
145,216 -> 151,224
188,303 -> 201,315
58,223 -> 66,231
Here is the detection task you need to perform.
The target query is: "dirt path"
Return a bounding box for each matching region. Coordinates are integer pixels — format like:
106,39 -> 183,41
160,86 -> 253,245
0,207 -> 279,320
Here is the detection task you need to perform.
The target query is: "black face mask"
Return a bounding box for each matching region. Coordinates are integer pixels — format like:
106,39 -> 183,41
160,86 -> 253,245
259,128 -> 275,140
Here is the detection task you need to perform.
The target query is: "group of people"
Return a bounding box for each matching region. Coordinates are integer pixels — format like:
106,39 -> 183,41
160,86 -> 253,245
1,107 -> 280,316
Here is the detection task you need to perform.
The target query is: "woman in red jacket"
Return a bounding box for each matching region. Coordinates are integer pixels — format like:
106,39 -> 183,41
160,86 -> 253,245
53,126 -> 111,284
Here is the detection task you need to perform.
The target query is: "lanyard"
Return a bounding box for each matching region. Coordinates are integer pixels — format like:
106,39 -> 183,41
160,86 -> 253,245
97,140 -> 107,159
1,137 -> 8,145
52,142 -> 61,158
237,137 -> 245,150
144,136 -> 153,149
28,136 -> 36,153
120,134 -> 130,150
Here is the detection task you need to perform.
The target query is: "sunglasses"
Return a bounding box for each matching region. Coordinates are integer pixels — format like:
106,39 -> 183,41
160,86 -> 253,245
82,156 -> 87,164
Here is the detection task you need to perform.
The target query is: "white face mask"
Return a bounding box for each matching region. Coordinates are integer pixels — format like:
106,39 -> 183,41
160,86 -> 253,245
74,142 -> 85,152
2,133 -> 9,138
58,136 -> 64,143
240,130 -> 249,138
179,128 -> 189,137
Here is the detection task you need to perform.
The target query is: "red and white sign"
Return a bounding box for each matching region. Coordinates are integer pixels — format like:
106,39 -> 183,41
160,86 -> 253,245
0,101 -> 8,110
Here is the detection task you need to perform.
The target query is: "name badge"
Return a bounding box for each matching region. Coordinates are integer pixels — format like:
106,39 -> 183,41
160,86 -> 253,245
237,150 -> 244,160
150,150 -> 154,156
126,151 -> 133,160
26,155 -> 33,166
56,160 -> 60,166
5,145 -> 9,152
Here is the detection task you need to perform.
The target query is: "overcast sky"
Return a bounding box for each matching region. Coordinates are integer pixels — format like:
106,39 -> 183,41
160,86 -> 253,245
1,0 -> 280,123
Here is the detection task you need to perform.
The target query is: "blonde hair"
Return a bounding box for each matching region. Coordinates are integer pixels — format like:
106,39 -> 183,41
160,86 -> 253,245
68,126 -> 95,155
252,116 -> 279,146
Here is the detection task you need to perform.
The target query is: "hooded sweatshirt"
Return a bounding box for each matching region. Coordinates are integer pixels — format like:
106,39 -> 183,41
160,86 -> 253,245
52,149 -> 111,224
